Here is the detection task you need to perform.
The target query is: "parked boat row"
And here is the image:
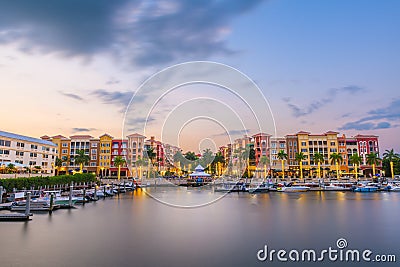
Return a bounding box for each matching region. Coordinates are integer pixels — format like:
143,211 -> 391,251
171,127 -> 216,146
213,181 -> 400,194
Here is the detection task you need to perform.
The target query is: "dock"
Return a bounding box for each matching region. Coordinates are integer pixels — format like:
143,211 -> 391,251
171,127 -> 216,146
0,213 -> 32,221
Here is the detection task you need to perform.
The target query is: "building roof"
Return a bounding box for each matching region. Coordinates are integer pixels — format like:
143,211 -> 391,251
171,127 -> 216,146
127,133 -> 146,138
99,133 -> 113,138
325,131 -> 339,135
51,134 -> 67,139
0,130 -> 57,147
69,135 -> 94,139
296,131 -> 311,135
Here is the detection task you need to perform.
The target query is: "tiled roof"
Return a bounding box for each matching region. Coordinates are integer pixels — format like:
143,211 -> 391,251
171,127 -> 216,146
0,130 -> 57,147
69,135 -> 94,139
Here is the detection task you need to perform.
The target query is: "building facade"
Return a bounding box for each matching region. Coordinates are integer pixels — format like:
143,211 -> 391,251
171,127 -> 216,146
1,130 -> 57,174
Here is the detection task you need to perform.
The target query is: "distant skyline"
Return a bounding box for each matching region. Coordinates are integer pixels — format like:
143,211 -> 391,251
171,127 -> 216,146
0,0 -> 399,152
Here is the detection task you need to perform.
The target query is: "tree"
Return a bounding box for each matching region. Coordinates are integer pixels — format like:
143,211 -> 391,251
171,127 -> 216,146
74,149 -> 90,173
6,163 -> 16,174
295,152 -> 306,180
329,153 -> 343,179
349,153 -> 362,180
277,150 -> 288,179
55,157 -> 63,176
260,155 -> 269,179
212,151 -> 225,176
313,152 -> 324,179
383,149 -> 399,178
184,151 -> 198,161
366,152 -> 381,177
114,156 -> 126,181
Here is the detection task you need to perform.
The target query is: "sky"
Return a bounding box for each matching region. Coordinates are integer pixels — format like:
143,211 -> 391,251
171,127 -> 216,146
0,0 -> 399,153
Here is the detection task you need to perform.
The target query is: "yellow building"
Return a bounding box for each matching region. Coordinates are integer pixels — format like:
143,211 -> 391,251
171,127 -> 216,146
98,134 -> 113,177
42,135 -> 71,175
289,131 -> 339,177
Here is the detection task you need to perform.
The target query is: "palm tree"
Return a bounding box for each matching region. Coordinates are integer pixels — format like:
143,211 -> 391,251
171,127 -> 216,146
349,153 -> 362,180
259,156 -> 269,179
313,152 -> 324,179
329,153 -> 343,179
383,149 -> 399,179
145,147 -> 156,178
277,150 -> 288,179
212,152 -> 225,176
366,152 -> 381,177
55,157 -> 63,176
74,149 -> 90,173
113,156 -> 126,181
295,152 -> 306,180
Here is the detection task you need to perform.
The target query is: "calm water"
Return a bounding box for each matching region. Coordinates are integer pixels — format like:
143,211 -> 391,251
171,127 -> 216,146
1,188 -> 399,267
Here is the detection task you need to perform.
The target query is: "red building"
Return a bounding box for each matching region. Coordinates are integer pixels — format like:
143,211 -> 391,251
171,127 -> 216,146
110,139 -> 129,177
354,134 -> 380,173
252,133 -> 271,166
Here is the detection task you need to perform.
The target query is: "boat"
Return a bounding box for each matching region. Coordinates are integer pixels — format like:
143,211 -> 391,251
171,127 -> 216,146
277,185 -> 310,192
353,184 -> 378,192
385,183 -> 400,192
248,182 -> 269,193
42,190 -> 80,207
10,200 -> 60,212
214,182 -> 248,193
323,183 -> 351,191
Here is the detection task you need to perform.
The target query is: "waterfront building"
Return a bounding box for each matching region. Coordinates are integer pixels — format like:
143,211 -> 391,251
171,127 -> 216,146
69,135 -> 93,173
285,131 -> 339,177
354,134 -> 381,175
41,134 -> 71,174
252,133 -> 271,166
99,134 -> 113,177
127,133 -> 146,177
145,136 -> 165,172
110,139 -> 128,177
285,134 -> 298,176
270,137 -> 286,172
89,138 -> 100,174
0,130 -> 57,174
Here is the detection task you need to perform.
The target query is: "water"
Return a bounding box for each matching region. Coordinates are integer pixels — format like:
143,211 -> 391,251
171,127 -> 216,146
1,188 -> 399,267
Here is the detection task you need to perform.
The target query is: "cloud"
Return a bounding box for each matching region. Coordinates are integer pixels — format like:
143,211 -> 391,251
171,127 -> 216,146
339,98 -> 400,130
0,0 -> 263,66
284,85 -> 366,117
72,127 -> 97,133
212,129 -> 250,137
106,78 -> 120,85
59,91 -> 84,101
91,89 -> 135,106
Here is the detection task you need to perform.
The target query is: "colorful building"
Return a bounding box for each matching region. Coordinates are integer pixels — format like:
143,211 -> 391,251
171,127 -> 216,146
99,134 -> 113,177
110,139 -> 128,177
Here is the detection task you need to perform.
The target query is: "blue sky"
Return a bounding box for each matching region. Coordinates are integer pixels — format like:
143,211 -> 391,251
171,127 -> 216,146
0,0 -> 399,152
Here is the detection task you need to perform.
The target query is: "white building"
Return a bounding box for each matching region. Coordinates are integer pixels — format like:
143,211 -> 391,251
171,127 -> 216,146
0,130 -> 57,174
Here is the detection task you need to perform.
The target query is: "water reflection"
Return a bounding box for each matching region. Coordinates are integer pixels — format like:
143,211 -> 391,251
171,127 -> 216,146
0,191 -> 399,267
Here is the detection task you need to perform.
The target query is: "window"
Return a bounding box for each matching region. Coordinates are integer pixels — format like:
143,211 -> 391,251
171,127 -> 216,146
301,148 -> 308,153
91,155 -> 97,160
330,148 -> 337,153
62,143 -> 68,147
91,149 -> 97,155
301,142 -> 306,146
90,162 -> 96,167
31,144 -> 38,149
62,149 -> 67,154
279,143 -> 285,148
330,142 -> 336,146
17,142 -> 25,147
16,151 -> 24,156
30,152 -> 37,157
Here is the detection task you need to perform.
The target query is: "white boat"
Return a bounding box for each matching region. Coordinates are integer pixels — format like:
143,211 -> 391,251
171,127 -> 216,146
386,183 -> 400,192
277,186 -> 310,192
248,182 -> 269,193
323,183 -> 351,191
